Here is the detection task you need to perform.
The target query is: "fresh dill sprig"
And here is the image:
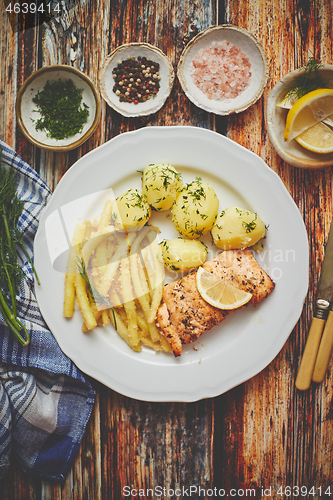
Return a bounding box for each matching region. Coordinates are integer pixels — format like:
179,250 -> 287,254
76,257 -> 117,329
286,57 -> 326,99
0,149 -> 40,346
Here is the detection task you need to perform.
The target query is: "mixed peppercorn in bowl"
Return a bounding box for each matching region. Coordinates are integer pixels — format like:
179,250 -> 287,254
99,42 -> 175,117
112,56 -> 161,104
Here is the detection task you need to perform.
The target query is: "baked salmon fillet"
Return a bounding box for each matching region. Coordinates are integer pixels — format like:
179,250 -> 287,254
156,249 -> 275,356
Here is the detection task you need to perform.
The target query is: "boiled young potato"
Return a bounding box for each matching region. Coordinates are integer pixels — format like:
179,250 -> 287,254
112,189 -> 151,231
142,163 -> 183,211
160,238 -> 208,272
211,206 -> 266,249
172,178 -> 219,239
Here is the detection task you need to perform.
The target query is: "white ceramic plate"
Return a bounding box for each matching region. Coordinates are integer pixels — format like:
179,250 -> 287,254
34,126 -> 309,402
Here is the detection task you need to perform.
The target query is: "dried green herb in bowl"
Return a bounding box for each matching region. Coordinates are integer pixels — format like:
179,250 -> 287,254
32,78 -> 89,140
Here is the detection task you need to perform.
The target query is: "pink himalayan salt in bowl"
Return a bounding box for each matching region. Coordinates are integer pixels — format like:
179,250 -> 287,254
178,25 -> 269,115
191,40 -> 252,100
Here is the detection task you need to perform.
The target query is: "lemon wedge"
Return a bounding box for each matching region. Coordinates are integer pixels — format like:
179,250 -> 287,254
295,121 -> 333,153
275,92 -> 333,127
196,267 -> 252,310
284,88 -> 333,142
276,91 -> 298,109
277,92 -> 333,126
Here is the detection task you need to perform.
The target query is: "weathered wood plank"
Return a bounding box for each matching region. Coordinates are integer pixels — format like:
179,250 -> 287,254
214,0 -> 333,495
36,0 -> 113,190
1,0 -> 217,498
98,1 -> 218,498
1,6 -> 39,153
2,0 -> 333,498
99,390 -> 214,498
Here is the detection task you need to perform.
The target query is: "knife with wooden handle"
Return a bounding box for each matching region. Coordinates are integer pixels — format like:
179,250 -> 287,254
312,306 -> 333,383
296,302 -> 329,390
296,220 -> 333,391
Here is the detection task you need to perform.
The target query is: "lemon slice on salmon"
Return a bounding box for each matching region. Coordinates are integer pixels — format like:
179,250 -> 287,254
284,88 -> 333,142
196,267 -> 252,310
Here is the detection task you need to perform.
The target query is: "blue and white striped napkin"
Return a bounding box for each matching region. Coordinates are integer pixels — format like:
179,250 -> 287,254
0,140 -> 95,482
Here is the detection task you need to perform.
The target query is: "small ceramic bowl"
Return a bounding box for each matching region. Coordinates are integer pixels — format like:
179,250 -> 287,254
16,65 -> 101,152
177,24 -> 269,115
100,43 -> 175,117
266,65 -> 333,169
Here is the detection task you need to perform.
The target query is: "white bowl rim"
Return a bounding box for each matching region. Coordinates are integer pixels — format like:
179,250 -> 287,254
16,64 -> 101,152
177,24 -> 269,115
99,42 -> 175,117
266,64 -> 333,169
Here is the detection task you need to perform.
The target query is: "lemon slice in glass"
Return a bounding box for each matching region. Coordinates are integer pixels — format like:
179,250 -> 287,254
196,267 -> 252,310
284,88 -> 333,142
295,121 -> 333,153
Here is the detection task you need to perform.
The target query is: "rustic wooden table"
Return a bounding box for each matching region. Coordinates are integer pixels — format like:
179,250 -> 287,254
1,0 -> 333,499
